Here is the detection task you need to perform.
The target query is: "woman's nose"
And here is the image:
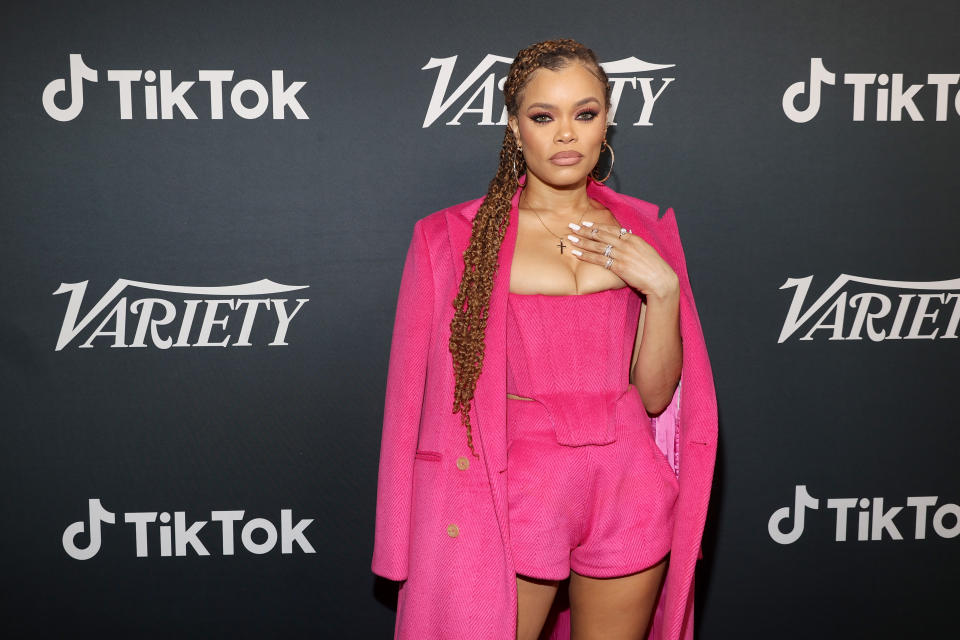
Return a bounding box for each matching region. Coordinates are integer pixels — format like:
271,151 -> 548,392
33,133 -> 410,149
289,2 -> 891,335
555,114 -> 576,143
556,125 -> 575,143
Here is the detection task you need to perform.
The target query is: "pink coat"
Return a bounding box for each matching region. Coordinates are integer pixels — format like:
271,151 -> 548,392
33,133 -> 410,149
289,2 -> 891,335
372,175 -> 718,639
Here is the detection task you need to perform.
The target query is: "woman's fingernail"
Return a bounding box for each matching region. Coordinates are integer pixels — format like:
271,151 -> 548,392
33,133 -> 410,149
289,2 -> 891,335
568,222 -> 580,230
571,249 -> 583,256
566,234 -> 580,243
582,220 -> 594,227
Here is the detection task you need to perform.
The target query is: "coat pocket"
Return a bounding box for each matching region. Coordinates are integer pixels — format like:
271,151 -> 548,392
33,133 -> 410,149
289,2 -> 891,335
414,449 -> 442,462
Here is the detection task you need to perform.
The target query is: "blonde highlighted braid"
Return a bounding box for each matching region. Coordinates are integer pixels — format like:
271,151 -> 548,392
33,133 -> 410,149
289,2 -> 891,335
448,38 -> 613,457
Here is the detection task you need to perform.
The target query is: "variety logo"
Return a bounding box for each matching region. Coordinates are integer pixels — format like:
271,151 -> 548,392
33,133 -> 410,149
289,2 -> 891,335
52,278 -> 309,350
43,53 -> 309,121
778,275 -> 960,342
783,57 -> 960,122
422,55 -> 674,127
63,498 -> 316,559
769,485 -> 959,544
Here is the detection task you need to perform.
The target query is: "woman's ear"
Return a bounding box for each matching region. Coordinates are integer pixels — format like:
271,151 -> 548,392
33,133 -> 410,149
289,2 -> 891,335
508,115 -> 520,146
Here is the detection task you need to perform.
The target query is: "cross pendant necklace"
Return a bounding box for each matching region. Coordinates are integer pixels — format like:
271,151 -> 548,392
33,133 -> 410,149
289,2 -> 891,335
523,195 -> 590,254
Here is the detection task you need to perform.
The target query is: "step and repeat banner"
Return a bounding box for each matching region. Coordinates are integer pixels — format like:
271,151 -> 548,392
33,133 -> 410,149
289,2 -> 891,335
1,1 -> 956,637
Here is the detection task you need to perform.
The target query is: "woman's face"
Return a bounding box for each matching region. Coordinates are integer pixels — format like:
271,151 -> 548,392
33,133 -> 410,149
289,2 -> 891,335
509,61 -> 608,189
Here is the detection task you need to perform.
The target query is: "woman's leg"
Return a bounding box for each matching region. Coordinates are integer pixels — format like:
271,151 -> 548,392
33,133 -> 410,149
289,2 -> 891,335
567,554 -> 668,640
516,573 -> 560,640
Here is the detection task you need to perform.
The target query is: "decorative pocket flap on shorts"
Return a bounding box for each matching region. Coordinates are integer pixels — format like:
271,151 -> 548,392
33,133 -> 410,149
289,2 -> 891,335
532,389 -> 624,447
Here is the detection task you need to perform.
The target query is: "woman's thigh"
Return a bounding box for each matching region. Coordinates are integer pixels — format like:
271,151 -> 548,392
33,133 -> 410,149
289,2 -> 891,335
516,573 -> 560,640
568,555 -> 668,640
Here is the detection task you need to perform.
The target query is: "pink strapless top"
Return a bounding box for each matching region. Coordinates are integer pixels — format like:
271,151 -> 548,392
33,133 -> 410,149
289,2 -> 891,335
505,286 -> 643,447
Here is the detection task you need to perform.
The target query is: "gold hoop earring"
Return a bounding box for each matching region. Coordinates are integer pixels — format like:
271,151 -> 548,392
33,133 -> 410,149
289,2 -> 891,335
592,139 -> 615,183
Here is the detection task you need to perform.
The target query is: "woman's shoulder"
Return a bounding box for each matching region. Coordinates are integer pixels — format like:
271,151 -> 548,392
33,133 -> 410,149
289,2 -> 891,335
413,195 -> 486,234
597,184 -> 669,224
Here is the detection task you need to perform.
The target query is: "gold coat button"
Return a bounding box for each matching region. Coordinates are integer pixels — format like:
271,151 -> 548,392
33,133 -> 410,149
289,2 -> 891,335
456,456 -> 470,470
446,524 -> 460,538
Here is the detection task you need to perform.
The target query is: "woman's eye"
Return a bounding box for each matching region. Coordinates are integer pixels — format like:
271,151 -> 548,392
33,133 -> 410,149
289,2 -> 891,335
529,110 -> 599,124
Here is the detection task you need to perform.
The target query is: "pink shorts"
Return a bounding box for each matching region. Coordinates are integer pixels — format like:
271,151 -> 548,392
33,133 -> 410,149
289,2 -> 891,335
505,388 -> 679,580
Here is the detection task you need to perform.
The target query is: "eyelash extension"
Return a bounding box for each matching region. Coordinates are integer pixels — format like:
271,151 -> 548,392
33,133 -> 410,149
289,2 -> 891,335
530,109 -> 599,124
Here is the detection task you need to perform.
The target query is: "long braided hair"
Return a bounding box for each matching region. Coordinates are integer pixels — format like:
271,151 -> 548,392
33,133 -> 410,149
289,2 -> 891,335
448,38 -> 613,457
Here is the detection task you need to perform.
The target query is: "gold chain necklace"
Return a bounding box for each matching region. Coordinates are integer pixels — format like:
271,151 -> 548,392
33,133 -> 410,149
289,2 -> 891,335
521,195 -> 592,254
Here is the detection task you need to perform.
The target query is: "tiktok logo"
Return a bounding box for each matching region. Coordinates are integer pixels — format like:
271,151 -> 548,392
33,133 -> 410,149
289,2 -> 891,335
62,498 -> 317,559
782,58 -> 836,123
783,57 -> 960,122
42,53 -> 99,122
768,485 -> 819,544
42,52 -> 309,121
62,498 -> 116,560
769,485 -> 960,544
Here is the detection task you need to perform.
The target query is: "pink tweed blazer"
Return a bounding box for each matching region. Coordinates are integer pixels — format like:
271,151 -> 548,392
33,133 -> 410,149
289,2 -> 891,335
372,175 -> 718,639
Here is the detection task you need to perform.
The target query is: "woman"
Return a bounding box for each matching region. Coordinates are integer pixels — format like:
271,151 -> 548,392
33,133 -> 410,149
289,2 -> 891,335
372,39 -> 717,640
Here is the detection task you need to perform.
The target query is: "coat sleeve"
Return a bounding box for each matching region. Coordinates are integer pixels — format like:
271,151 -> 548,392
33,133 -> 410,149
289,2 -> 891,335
657,207 -> 692,298
652,206 -> 704,561
649,205 -> 683,489
371,218 -> 435,581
